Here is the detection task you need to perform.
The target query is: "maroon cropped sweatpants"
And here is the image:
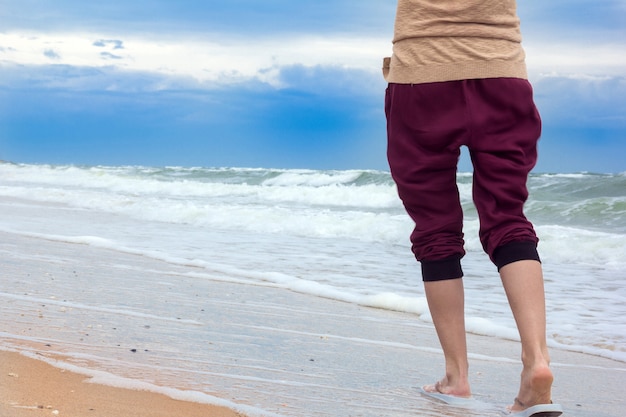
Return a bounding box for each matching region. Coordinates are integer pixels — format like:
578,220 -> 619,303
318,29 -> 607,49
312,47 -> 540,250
385,78 -> 541,281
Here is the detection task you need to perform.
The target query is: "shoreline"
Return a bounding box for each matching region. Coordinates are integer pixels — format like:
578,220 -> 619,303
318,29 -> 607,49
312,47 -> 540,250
3,337 -> 626,417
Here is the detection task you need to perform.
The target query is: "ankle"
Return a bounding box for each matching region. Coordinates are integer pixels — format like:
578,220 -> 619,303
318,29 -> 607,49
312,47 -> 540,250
444,364 -> 469,384
521,348 -> 551,370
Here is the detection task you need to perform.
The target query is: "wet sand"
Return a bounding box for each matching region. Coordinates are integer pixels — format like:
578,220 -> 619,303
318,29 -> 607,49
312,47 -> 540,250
1,231 -> 625,417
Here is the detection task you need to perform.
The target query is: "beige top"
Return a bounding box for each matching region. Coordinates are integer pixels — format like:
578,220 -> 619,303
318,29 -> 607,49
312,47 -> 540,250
383,0 -> 528,83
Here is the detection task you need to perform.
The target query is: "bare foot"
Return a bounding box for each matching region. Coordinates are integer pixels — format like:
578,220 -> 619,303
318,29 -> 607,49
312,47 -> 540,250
509,365 -> 554,412
424,377 -> 471,398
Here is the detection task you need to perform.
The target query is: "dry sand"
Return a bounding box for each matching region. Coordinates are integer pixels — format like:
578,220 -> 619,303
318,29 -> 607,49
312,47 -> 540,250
1,350 -> 244,417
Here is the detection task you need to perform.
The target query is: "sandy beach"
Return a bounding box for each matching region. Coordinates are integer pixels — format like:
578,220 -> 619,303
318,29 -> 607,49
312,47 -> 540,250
1,350 -> 243,417
1,230 -> 625,417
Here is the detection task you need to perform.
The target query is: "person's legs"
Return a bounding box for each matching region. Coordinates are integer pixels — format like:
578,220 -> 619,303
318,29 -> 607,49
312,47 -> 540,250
386,82 -> 467,275
423,278 -> 471,397
421,261 -> 554,405
500,260 -> 553,411
466,78 -> 555,409
466,78 -> 541,259
386,81 -> 471,396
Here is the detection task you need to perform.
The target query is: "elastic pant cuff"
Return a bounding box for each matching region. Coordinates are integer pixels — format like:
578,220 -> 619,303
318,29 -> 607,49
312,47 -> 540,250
421,256 -> 463,282
493,241 -> 541,271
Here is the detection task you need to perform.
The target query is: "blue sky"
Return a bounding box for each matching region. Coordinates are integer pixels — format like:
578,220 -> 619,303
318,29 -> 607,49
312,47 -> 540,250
1,1 -> 625,173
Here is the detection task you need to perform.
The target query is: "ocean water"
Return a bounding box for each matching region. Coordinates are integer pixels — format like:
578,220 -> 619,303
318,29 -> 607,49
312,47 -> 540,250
1,162 -> 625,416
1,162 -> 624,366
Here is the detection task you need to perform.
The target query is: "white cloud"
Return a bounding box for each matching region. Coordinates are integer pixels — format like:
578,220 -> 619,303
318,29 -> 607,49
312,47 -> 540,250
525,41 -> 626,78
3,29 -> 624,93
0,31 -> 390,88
